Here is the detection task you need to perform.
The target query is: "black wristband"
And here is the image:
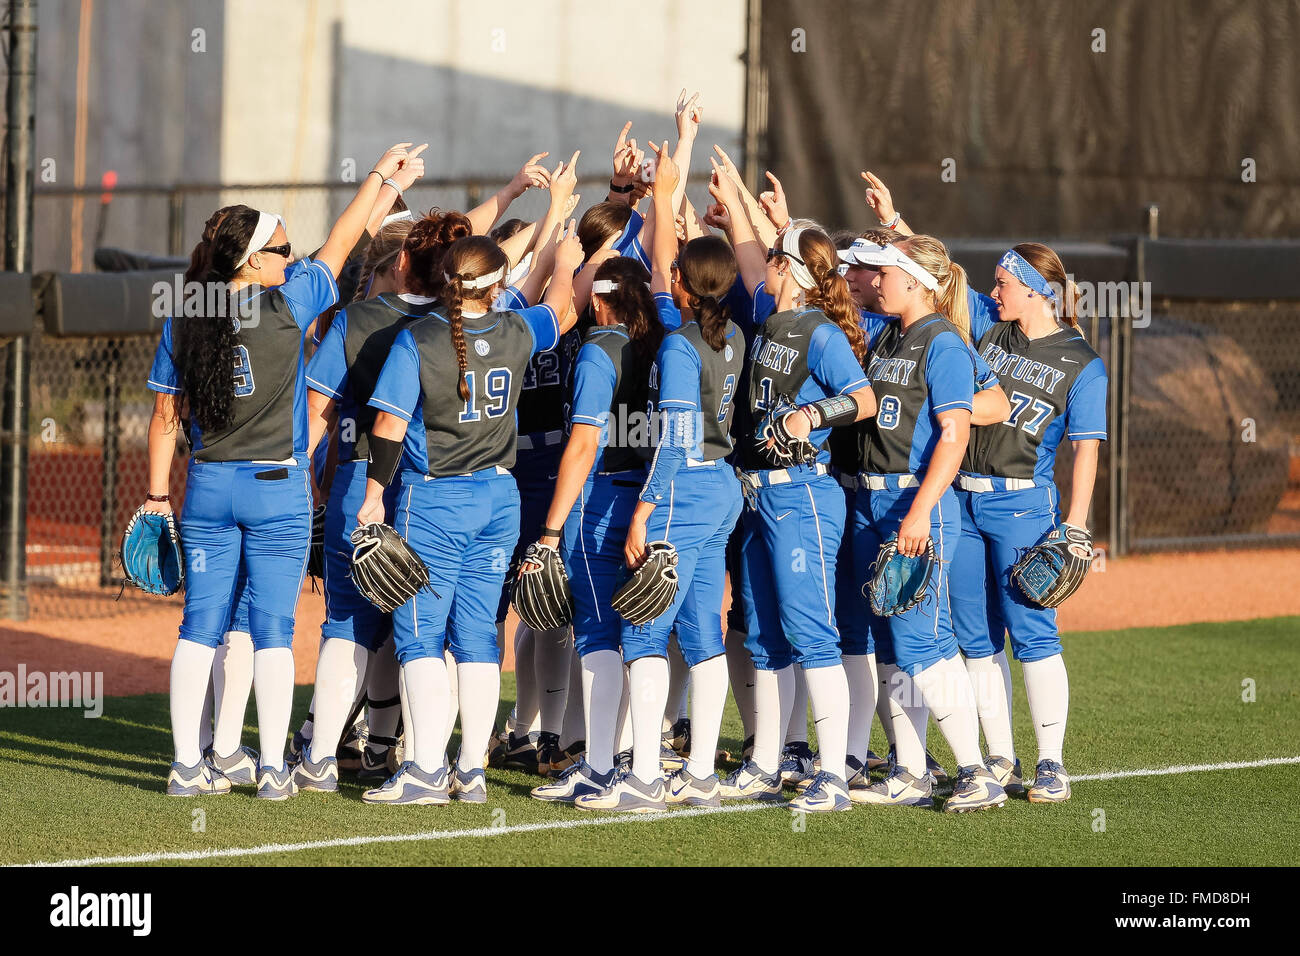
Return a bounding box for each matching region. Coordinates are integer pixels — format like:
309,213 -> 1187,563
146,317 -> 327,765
540,526 -> 563,537
367,435 -> 402,488
146,493 -> 170,502
806,394 -> 860,429
608,180 -> 635,194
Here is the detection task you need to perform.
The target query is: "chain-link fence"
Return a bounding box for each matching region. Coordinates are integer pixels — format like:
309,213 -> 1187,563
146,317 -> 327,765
1125,300 -> 1300,550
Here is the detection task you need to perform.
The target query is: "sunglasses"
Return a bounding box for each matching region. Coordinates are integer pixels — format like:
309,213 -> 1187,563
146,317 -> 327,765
766,247 -> 805,265
258,242 -> 292,259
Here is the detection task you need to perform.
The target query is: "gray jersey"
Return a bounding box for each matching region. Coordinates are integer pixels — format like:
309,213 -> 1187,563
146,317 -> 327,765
648,319 -> 744,462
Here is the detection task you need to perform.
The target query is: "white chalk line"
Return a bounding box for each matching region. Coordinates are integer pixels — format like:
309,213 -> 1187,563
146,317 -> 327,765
15,755 -> 1300,868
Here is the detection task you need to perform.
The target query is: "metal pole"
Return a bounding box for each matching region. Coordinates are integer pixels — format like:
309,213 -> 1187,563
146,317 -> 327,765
1,0 -> 36,620
741,0 -> 765,192
98,339 -> 120,586
167,189 -> 184,256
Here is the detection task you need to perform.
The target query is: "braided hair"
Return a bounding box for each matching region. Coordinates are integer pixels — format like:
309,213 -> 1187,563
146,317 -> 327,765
174,204 -> 260,432
440,236 -> 508,403
675,236 -> 737,353
798,229 -> 868,362
351,219 -> 414,303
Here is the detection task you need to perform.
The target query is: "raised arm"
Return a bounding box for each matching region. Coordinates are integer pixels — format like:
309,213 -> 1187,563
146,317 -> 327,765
363,145 -> 426,237
651,141 -> 682,295
713,144 -> 778,249
670,90 -> 702,215
316,142 -> 425,278
708,158 -> 767,296
467,152 -> 551,235
607,122 -> 644,207
542,219 -> 586,334
860,170 -> 914,237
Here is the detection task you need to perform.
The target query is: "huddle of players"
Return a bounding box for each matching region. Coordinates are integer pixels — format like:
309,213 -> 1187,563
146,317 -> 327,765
165,91 -> 1105,812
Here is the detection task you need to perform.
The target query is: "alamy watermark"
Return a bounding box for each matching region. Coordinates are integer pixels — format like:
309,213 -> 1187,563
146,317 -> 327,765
0,665 -> 103,718
151,277 -> 262,327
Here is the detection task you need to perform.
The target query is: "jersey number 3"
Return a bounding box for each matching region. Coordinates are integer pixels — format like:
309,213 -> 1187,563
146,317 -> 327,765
232,345 -> 255,397
459,367 -> 512,423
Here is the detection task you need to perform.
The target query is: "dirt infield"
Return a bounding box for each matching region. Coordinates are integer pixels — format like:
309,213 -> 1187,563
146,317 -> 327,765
3,548 -> 1299,699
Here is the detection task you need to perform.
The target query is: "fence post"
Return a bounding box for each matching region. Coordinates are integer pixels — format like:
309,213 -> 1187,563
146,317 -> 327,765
167,190 -> 185,257
98,338 -> 121,586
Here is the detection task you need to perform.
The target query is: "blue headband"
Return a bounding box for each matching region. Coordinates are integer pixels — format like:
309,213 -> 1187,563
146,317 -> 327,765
998,249 -> 1056,301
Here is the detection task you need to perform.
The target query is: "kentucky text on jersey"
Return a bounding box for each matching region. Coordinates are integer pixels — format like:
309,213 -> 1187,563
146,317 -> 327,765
749,335 -> 800,375
865,354 -> 917,386
980,344 -> 1068,395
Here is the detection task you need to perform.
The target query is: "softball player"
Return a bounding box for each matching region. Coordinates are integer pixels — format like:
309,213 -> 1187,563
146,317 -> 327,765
706,173 -> 878,813
146,143 -> 417,798
356,229 -> 584,805
291,216 -> 451,793
847,235 -> 1007,813
949,243 -> 1107,803
569,148 -> 744,812
522,254 -> 671,804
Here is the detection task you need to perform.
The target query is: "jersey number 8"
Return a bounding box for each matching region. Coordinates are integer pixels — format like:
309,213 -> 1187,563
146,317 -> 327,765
877,394 -> 901,430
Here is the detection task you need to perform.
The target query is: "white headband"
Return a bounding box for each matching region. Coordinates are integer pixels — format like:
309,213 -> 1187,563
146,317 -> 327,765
591,279 -> 619,294
838,239 -> 939,292
235,211 -> 283,269
780,228 -> 817,292
447,265 -> 506,290
381,210 -> 415,228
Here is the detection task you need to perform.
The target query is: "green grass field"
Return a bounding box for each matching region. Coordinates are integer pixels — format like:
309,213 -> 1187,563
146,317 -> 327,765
2,617 -> 1298,867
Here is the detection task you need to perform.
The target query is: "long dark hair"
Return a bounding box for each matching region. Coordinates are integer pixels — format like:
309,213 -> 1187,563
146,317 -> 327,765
175,204 -> 260,431
592,256 -> 663,412
351,219 -> 414,303
440,236 -> 508,403
798,229 -> 868,361
676,236 -> 737,352
577,202 -> 633,259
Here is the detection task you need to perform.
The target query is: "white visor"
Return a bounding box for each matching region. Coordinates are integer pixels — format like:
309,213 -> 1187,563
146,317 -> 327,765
838,239 -> 939,292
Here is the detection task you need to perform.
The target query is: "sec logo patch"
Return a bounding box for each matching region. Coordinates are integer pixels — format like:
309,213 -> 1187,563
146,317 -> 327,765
474,339 -> 490,357
725,345 -> 734,361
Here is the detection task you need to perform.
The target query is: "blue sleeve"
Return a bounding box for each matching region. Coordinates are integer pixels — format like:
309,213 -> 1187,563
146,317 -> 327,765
640,409 -> 695,503
147,318 -> 181,394
654,292 -> 682,333
494,285 -> 529,311
969,341 -> 999,391
657,335 -> 702,410
519,303 -> 560,353
808,323 -> 870,396
968,289 -> 999,343
306,311 -> 349,400
613,211 -> 649,267
861,310 -> 891,352
924,334 -> 976,415
367,328 -> 422,422
724,276 -> 755,339
569,344 -> 617,427
752,280 -> 776,327
276,258 -> 339,332
1066,357 -> 1108,440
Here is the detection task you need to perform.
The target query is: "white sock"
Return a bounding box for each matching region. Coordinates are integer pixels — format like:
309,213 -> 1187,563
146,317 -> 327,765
443,649 -> 460,749
666,637 -> 689,723
628,656 -> 669,784
365,641 -> 402,746
686,655 -> 728,778
252,647 -> 295,771
912,655 -> 983,769
1023,654 -> 1069,765
559,639 -> 584,749
725,629 -> 756,741
581,650 -> 622,774
513,623 -> 539,736
403,656 -> 450,771
616,666 -> 634,755
172,640 -> 215,765
885,664 -> 927,776
211,630 -> 253,757
751,664 -> 794,775
804,664 -> 850,780
199,675 -> 215,754
398,664 -> 415,758
455,661 -> 500,772
308,638 -> 368,764
964,652 -> 1015,761
785,663 -> 809,745
534,626 -> 571,734
843,654 -> 876,765
876,662 -> 896,748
